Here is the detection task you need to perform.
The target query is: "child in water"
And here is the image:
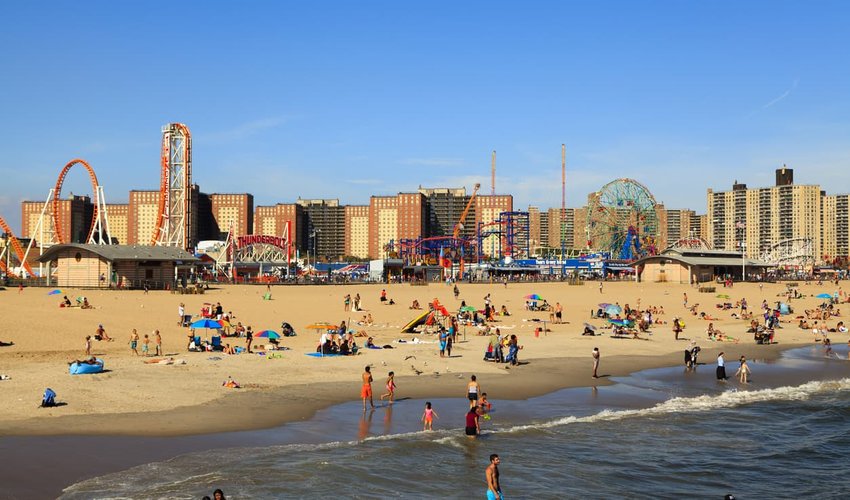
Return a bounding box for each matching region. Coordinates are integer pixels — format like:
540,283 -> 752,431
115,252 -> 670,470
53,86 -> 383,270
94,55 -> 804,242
422,401 -> 439,431
379,371 -> 396,404
480,393 -> 492,420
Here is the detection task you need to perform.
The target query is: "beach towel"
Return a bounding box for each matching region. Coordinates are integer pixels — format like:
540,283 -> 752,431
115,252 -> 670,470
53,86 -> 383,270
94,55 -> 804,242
305,352 -> 342,357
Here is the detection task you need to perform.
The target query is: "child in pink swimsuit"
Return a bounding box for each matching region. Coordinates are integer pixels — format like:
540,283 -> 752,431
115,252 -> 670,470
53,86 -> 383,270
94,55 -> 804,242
380,371 -> 396,404
422,401 -> 439,430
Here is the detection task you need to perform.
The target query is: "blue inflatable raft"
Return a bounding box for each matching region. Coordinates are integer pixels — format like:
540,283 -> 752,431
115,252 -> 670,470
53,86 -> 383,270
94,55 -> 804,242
69,359 -> 104,375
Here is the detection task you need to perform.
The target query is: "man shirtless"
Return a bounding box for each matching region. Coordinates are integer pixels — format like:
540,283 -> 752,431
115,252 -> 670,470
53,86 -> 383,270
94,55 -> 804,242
486,454 -> 503,500
361,366 -> 375,411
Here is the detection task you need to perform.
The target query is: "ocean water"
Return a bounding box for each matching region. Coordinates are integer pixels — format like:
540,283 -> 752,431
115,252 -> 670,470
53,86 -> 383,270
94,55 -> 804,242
61,345 -> 850,499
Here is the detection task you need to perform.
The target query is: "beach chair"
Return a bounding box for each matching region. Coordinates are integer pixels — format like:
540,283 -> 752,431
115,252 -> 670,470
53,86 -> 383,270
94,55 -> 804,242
211,336 -> 222,351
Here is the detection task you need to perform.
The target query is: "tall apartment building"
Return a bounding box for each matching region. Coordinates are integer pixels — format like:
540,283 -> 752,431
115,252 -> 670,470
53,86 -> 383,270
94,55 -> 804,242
528,206 -> 542,254
475,194 -> 513,257
21,195 -> 92,244
707,167 -> 822,260
254,203 -> 304,252
128,190 -> 161,245
545,208 -> 585,250
664,209 -> 697,243
368,193 -> 426,259
296,199 -> 345,261
344,205 -> 370,259
418,187 -> 474,238
822,194 -> 849,262
207,193 -> 254,239
105,204 -> 129,244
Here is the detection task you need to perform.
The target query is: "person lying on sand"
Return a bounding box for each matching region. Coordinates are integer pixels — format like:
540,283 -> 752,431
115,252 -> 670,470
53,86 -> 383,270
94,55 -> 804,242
144,357 -> 176,364
69,356 -> 101,366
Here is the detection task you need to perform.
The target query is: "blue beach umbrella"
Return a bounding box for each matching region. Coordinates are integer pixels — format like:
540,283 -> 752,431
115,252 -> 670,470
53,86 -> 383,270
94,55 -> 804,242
605,304 -> 623,315
815,293 -> 832,299
48,289 -> 63,296
190,319 -> 223,329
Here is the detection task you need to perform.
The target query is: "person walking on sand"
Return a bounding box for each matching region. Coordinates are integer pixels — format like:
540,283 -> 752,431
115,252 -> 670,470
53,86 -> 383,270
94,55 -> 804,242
154,330 -> 162,356
178,303 -> 185,327
735,355 -> 751,384
599,281 -> 603,294
344,294 -> 351,311
361,366 -> 375,411
467,374 -> 481,408
592,347 -> 600,378
486,454 -> 503,500
683,292 -> 688,308
454,284 -> 460,300
85,335 -> 92,356
380,371 -> 396,404
555,302 -> 563,324
422,401 -> 439,430
246,326 -> 253,353
142,334 -> 150,356
129,329 -> 140,355
716,352 -> 727,381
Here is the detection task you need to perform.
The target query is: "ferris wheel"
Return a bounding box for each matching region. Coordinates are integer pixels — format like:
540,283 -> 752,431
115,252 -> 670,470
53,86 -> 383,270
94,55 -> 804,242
586,178 -> 659,260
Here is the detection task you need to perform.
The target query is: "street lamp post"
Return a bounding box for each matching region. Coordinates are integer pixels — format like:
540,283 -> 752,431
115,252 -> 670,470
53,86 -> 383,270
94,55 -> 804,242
311,229 -> 321,277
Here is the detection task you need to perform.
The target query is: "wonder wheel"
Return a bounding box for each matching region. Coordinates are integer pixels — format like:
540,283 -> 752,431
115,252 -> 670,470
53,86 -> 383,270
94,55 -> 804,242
586,178 -> 659,260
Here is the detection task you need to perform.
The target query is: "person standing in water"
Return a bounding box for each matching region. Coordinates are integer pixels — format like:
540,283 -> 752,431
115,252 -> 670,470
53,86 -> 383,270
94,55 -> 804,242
486,454 -> 503,500
422,401 -> 439,431
465,406 -> 481,438
361,366 -> 375,411
735,355 -> 751,384
467,374 -> 481,408
592,347 -> 600,378
716,352 -> 728,381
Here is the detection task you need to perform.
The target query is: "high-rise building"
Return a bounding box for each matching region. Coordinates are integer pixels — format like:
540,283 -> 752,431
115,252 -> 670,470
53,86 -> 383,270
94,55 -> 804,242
128,190 -> 161,245
822,194 -> 849,262
344,205 -> 370,259
418,187 -> 473,238
207,193 -> 254,239
475,194 -> 513,257
707,167 -> 823,260
528,206 -> 542,254
254,203 -> 304,252
21,195 -> 92,244
105,204 -> 129,244
664,209 -> 697,246
296,199 -> 345,261
369,193 -> 426,259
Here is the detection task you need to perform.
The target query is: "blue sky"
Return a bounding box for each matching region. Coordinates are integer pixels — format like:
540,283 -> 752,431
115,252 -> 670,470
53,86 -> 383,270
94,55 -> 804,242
2,1 -> 849,233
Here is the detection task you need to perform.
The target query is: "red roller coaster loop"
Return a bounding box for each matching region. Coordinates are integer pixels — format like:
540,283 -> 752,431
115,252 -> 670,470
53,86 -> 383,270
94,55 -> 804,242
151,123 -> 192,245
53,158 -> 100,244
0,216 -> 35,277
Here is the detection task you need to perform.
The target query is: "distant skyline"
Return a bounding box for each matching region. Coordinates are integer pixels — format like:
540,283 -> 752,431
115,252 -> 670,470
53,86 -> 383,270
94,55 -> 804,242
2,1 -> 849,233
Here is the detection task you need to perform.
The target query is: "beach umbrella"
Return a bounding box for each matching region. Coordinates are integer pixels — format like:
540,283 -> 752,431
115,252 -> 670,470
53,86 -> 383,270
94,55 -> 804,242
607,318 -> 631,327
524,294 -> 543,300
47,289 -> 63,295
598,302 -> 612,308
218,319 -> 232,328
715,294 -> 731,299
459,305 -> 478,313
255,330 -> 281,339
816,293 -> 833,299
605,304 -> 622,315
190,319 -> 223,329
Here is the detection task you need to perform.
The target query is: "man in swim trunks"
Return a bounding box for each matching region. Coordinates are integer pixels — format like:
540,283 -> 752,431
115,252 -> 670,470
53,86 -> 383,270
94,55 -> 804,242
361,366 -> 375,411
467,374 -> 481,408
486,454 -> 503,500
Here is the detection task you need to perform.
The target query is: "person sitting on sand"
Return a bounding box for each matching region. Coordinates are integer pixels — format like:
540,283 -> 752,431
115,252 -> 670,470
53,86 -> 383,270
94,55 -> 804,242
81,297 -> 92,309
223,376 -> 240,388
706,323 -> 722,340
365,337 -> 380,349
365,313 -> 374,326
94,324 -> 113,342
500,305 -> 510,316
223,344 -> 236,355
699,312 -> 718,321
837,321 -> 848,333
61,295 -> 72,308
410,299 -> 421,310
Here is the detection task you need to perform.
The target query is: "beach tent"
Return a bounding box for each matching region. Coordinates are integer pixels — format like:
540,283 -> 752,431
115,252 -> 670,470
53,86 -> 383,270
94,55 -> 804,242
778,303 -> 791,315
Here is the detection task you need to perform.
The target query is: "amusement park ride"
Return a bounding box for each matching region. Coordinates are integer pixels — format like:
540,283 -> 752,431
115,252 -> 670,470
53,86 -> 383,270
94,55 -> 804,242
586,178 -> 660,261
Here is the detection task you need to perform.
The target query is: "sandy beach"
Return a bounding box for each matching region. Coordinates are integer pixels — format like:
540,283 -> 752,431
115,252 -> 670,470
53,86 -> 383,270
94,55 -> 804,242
0,279 -> 843,436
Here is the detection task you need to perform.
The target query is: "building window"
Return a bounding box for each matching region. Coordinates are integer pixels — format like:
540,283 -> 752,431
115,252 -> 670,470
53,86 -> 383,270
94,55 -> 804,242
75,252 -> 82,262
